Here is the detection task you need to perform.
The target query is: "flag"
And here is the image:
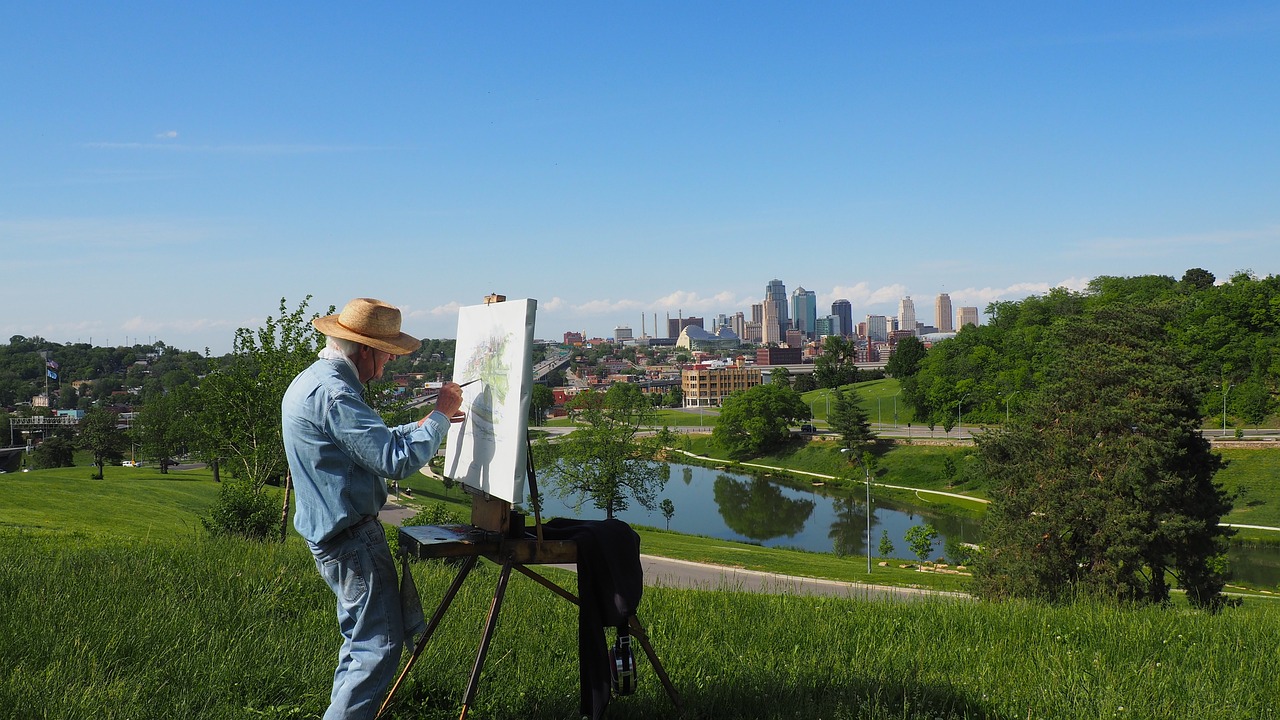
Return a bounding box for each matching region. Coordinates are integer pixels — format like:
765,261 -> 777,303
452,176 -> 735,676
47,370 -> 58,380
46,360 -> 59,370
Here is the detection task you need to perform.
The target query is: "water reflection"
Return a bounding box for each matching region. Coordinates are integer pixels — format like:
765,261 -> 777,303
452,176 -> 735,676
828,495 -> 870,558
713,474 -> 814,541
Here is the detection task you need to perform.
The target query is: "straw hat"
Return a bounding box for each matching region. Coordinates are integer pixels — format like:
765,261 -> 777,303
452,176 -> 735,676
312,298 -> 422,355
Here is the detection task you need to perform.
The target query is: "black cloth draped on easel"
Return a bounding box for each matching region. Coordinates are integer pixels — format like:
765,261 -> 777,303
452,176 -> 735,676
542,517 -> 643,720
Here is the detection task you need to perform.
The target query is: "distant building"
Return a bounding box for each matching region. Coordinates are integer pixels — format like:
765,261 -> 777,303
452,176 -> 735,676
613,325 -> 634,344
731,311 -> 746,339
676,324 -> 741,352
935,293 -> 954,333
898,296 -> 917,336
743,321 -> 763,344
682,364 -> 762,407
667,315 -> 704,338
785,329 -> 804,348
764,279 -> 789,344
957,306 -> 980,328
563,331 -> 584,345
791,286 -> 817,340
755,347 -> 802,365
832,299 -> 853,338
865,314 -> 888,342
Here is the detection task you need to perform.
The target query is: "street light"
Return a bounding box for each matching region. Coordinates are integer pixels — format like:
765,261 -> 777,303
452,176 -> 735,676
892,390 -> 901,427
1004,391 -> 1019,424
957,394 -> 970,438
1223,382 -> 1233,437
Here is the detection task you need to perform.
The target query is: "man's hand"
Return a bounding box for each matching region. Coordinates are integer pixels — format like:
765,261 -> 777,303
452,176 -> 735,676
428,381 -> 467,424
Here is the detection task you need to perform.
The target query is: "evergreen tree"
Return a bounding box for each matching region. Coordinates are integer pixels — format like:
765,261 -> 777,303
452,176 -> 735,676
973,304 -> 1234,610
827,387 -> 874,452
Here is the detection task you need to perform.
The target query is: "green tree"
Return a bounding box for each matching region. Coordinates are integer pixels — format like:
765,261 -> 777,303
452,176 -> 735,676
660,498 -> 675,530
878,529 -> 895,558
712,383 -> 811,458
540,383 -> 672,519
827,387 -> 874,452
30,434 -> 74,469
135,385 -> 193,473
905,524 -> 938,563
813,336 -> 858,388
78,407 -> 126,479
530,384 -> 555,426
973,304 -> 1234,610
192,297 -> 331,540
770,366 -> 792,388
884,336 -> 927,380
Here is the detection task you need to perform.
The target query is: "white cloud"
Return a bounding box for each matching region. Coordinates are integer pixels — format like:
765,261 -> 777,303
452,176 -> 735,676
156,130 -> 179,139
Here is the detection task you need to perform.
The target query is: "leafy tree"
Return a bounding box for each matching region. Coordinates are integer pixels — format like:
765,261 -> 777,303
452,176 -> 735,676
665,385 -> 684,408
770,366 -> 792,388
792,372 -> 816,393
973,304 -> 1234,610
813,335 -> 859,388
30,434 -> 74,469
660,498 -> 675,530
135,385 -> 193,473
192,297 -> 331,540
712,383 -> 811,458
827,387 -> 874,452
1181,267 -> 1216,290
530,384 -> 555,426
885,336 -> 927,380
540,383 -> 672,519
78,407 -> 126,479
191,297 -> 329,486
878,529 -> 895,558
905,524 -> 938,563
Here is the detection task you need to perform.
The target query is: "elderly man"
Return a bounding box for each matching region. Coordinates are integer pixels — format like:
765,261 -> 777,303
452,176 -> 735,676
282,297 -> 464,720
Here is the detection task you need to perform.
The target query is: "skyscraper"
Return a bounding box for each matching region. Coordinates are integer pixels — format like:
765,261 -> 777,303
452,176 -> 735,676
865,314 -> 888,341
957,306 -> 980,328
898,296 -> 917,336
935,293 -> 954,333
791,286 -> 817,340
764,279 -> 789,344
831,299 -> 853,338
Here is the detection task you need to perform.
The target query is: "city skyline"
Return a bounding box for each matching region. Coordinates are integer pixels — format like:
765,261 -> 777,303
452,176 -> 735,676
3,4 -> 1277,354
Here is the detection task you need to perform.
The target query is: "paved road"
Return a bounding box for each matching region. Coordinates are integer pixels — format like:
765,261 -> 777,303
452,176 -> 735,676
378,499 -> 967,602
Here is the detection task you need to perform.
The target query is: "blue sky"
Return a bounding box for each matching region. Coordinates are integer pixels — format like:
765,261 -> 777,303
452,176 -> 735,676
3,2 -> 1277,355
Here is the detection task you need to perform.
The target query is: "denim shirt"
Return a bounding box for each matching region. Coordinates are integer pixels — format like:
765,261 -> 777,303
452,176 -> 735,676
282,358 -> 451,545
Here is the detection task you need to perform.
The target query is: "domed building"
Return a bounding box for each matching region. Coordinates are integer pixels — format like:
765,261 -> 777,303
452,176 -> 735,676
676,324 -> 741,352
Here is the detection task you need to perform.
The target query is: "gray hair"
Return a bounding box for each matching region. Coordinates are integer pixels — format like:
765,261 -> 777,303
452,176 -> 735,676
324,335 -> 362,358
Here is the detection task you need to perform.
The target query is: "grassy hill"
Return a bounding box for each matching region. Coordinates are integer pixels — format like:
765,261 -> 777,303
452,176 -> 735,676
2,465 -> 1278,719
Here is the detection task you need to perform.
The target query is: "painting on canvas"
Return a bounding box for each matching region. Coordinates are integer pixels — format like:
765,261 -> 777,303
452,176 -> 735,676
440,298 -> 536,504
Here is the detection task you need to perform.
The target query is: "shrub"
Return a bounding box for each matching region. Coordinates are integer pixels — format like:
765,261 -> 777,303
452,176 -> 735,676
201,479 -> 279,540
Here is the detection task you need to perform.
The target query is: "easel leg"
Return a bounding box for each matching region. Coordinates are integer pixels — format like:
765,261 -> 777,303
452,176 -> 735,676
513,565 -> 683,710
378,555 -> 480,719
458,559 -> 515,720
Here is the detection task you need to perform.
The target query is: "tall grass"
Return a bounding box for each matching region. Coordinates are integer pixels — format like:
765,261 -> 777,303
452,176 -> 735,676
3,527 -> 1278,719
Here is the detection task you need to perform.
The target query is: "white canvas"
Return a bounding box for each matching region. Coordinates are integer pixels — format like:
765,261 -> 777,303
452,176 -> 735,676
441,298 -> 536,504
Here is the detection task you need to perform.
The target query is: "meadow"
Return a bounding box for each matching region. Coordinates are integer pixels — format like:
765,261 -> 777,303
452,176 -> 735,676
2,466 -> 1279,719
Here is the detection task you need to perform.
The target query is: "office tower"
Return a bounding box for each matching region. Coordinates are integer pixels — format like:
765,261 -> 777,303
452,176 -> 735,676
785,329 -> 804,348
731,311 -> 746,339
957,306 -> 980,328
832,299 -> 853,338
935,293 -> 954,332
815,316 -> 837,337
898,296 -> 917,336
791,287 -> 817,340
614,326 -> 633,343
762,300 -> 781,345
751,303 -> 763,324
765,279 -> 789,344
865,314 -> 888,341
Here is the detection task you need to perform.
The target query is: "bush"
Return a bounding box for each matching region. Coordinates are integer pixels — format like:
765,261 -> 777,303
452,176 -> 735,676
201,479 -> 279,541
30,437 -> 74,470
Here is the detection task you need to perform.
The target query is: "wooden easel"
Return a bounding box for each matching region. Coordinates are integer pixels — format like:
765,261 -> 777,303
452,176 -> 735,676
377,442 -> 681,719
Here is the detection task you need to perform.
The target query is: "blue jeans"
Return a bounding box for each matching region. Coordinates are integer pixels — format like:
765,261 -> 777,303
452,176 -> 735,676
309,519 -> 407,720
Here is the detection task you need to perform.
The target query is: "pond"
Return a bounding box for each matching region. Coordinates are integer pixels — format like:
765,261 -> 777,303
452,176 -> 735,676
533,462 -> 1280,588
534,462 -> 982,564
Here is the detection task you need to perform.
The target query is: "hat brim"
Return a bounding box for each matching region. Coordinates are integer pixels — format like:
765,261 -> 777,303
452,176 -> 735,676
313,315 -> 421,355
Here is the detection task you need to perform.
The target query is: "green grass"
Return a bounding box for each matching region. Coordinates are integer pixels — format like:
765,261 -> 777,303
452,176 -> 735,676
3,522 -> 1279,719
1217,448 -> 1280,531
